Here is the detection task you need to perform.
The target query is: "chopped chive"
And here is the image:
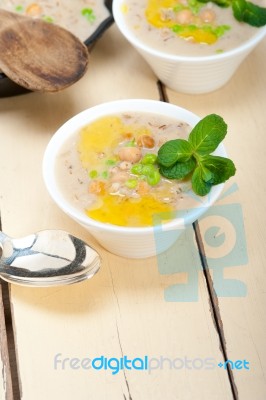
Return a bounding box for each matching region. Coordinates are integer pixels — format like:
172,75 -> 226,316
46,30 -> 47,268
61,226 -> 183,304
81,8 -> 96,23
89,170 -> 98,179
101,171 -> 109,179
15,5 -> 24,12
42,16 -> 54,23
125,179 -> 138,189
106,159 -> 116,166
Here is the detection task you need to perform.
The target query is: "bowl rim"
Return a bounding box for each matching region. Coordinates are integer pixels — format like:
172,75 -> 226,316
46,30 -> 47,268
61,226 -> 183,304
43,99 -> 225,234
112,0 -> 266,63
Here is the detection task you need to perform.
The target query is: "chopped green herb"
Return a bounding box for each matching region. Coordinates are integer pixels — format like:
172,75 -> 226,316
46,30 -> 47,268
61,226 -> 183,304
42,16 -> 54,23
172,23 -> 231,40
131,163 -> 143,175
125,179 -> 138,189
173,4 -> 186,12
146,170 -> 161,186
81,8 -> 96,23
187,0 -> 205,14
141,153 -> 157,165
89,170 -> 98,179
15,5 -> 24,12
157,114 -> 236,196
101,171 -> 109,179
106,159 -> 116,166
142,164 -> 156,176
125,138 -> 136,147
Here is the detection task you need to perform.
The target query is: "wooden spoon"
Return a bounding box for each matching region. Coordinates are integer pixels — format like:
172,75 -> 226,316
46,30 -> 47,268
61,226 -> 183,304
0,9 -> 89,92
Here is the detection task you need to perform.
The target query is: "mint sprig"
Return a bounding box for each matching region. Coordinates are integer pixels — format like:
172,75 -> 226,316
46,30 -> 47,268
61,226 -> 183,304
157,114 -> 236,196
232,0 -> 266,27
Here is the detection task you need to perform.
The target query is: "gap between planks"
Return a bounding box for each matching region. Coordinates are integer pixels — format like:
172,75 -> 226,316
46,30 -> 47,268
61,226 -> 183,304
157,80 -> 238,400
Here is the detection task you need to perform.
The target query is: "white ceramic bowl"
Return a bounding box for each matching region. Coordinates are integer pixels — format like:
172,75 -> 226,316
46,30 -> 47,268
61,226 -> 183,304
43,99 -> 225,258
113,0 -> 266,94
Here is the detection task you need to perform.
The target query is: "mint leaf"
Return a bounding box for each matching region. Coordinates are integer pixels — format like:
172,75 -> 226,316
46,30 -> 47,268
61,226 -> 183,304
232,0 -> 266,27
157,139 -> 194,167
201,155 -> 236,184
156,114 -> 236,197
201,165 -> 214,183
159,158 -> 196,180
192,166 -> 213,196
188,114 -> 227,155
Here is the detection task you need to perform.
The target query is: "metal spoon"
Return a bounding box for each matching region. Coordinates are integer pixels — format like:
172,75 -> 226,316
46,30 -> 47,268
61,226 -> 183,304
0,9 -> 89,92
0,230 -> 101,287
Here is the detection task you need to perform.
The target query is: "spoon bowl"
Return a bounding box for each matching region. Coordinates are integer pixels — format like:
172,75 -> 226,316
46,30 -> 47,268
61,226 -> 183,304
0,230 -> 101,287
0,9 -> 89,92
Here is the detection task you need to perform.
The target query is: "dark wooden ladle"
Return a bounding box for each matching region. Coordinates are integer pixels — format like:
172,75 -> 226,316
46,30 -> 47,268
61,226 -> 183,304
0,9 -> 89,92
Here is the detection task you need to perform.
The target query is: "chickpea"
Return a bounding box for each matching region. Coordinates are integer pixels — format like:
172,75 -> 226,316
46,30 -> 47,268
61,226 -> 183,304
200,9 -> 216,23
119,161 -> 132,170
118,146 -> 142,163
175,9 -> 193,25
26,3 -> 42,17
137,135 -> 155,149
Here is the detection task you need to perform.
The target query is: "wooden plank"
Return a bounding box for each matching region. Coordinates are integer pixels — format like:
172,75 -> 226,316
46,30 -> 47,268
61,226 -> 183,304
167,38 -> 266,399
0,25 -> 233,399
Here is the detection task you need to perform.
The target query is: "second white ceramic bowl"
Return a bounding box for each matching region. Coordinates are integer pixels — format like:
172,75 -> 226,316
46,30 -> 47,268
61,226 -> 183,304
113,0 -> 266,94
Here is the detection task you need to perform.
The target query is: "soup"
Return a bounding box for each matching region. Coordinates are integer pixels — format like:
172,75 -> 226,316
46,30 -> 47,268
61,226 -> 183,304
0,0 -> 110,42
55,112 -> 201,227
121,0 -> 265,56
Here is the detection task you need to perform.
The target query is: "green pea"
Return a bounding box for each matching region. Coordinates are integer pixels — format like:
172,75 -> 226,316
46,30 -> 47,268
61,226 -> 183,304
125,179 -> 138,189
131,163 -> 143,175
142,164 -> 155,176
146,170 -> 161,186
141,153 -> 157,165
89,170 -> 98,179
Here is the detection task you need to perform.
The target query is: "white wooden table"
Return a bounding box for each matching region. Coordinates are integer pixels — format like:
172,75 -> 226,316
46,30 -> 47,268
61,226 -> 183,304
0,21 -> 266,400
